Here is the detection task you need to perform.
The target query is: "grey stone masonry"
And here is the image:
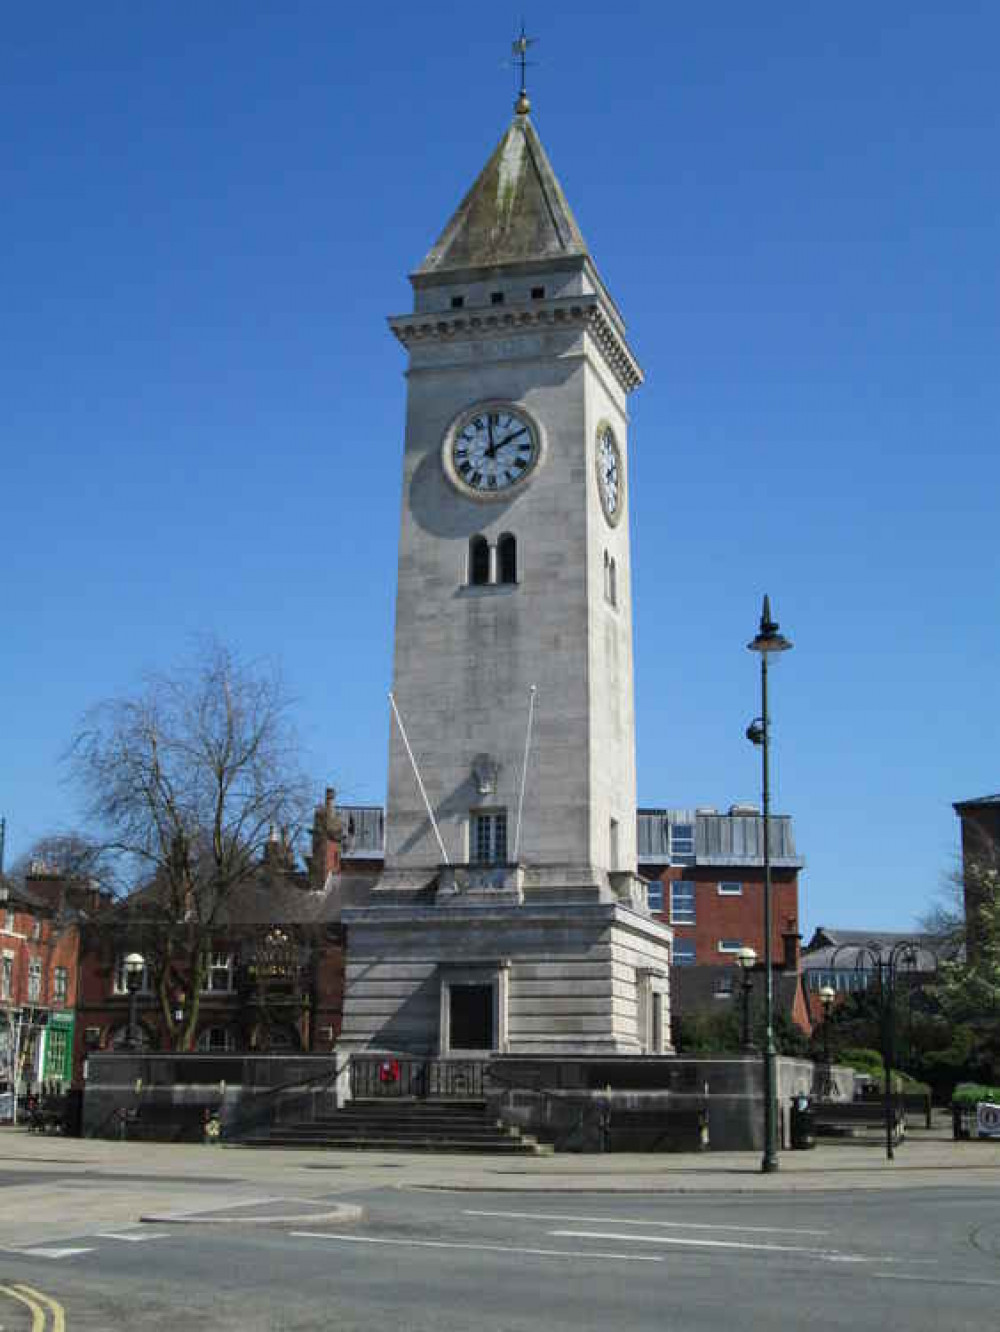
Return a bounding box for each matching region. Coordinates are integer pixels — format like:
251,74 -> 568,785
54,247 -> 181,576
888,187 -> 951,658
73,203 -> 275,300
339,900 -> 672,1057
338,103 -> 671,1064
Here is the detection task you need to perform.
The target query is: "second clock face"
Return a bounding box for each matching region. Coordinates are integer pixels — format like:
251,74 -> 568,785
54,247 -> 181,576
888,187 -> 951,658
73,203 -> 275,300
448,406 -> 539,496
596,424 -> 624,525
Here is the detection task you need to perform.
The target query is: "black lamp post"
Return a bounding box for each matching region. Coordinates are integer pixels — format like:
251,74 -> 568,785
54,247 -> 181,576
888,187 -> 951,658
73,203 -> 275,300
735,946 -> 757,1050
746,594 -> 793,1173
124,952 -> 145,1051
818,983 -> 836,1099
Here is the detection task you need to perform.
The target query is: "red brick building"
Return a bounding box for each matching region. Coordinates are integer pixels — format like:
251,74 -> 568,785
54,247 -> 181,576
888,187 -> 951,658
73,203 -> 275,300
1,868 -> 86,1097
953,793 -> 1000,963
638,805 -> 803,967
638,805 -> 809,1037
70,790 -> 379,1082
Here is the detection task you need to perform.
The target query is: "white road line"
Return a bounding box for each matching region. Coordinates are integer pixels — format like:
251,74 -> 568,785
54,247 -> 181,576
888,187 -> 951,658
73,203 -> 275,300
548,1230 -> 874,1264
871,1272 -> 1000,1290
463,1208 -> 829,1237
289,1232 -> 663,1263
15,1247 -> 95,1260
96,1231 -> 170,1243
140,1194 -> 281,1221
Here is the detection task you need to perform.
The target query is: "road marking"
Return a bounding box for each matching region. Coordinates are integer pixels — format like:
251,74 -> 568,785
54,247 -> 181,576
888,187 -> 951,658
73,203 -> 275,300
463,1207 -> 830,1236
871,1272 -> 1000,1290
548,1229 -> 874,1264
0,1285 -> 44,1332
96,1230 -> 170,1242
0,1283 -> 66,1332
13,1286 -> 65,1332
140,1193 -> 282,1221
289,1231 -> 663,1263
15,1246 -> 94,1260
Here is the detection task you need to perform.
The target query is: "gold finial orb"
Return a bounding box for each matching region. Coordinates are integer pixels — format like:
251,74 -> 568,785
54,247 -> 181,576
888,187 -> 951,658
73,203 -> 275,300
515,90 -> 531,115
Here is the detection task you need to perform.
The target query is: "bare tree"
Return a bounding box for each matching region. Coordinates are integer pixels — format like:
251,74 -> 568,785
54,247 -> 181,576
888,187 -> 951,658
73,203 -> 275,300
68,642 -> 311,1050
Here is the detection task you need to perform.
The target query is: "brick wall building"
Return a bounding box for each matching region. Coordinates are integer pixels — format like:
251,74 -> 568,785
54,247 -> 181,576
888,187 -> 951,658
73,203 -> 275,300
70,790 -> 379,1084
638,805 -> 809,1040
953,793 -> 1000,963
638,805 -> 803,968
0,869 -> 85,1096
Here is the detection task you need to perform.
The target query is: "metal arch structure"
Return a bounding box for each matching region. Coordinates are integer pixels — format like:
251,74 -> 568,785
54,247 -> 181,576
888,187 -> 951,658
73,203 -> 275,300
828,939 -> 932,1161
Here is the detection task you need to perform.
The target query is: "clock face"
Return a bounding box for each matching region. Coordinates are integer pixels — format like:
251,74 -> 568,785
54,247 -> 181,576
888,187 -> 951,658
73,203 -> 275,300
596,424 -> 624,525
446,406 -> 539,497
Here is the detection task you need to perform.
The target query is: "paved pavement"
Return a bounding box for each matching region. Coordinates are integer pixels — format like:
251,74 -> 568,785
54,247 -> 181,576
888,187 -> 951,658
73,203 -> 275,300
0,1121 -> 997,1248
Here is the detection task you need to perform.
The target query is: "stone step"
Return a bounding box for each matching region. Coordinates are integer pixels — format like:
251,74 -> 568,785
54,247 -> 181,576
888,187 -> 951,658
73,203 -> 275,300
307,1112 -> 501,1128
241,1134 -> 542,1153
232,1094 -> 552,1154
345,1099 -> 487,1113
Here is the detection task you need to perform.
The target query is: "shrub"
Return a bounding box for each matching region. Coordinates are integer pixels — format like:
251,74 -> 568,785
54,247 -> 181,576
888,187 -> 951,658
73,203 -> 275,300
952,1082 -> 1000,1107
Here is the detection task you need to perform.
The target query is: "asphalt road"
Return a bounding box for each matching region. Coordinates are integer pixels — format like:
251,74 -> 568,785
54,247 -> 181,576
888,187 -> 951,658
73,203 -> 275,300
2,1184 -> 999,1331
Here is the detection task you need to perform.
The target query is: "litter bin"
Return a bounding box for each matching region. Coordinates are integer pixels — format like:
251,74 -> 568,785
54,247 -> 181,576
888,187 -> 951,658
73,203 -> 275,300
952,1105 -> 975,1140
790,1094 -> 815,1149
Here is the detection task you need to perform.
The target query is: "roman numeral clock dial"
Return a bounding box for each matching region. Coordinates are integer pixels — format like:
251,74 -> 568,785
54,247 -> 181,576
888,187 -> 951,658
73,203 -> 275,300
443,403 -> 541,498
596,423 -> 624,526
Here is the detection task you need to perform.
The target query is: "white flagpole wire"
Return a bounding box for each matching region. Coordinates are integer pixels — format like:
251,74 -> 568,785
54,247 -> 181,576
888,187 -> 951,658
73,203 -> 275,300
388,692 -> 450,865
512,685 -> 537,863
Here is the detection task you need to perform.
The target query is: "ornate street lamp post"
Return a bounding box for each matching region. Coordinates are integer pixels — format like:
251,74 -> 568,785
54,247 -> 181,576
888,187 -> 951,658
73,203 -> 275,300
818,983 -> 836,1098
830,940 -> 921,1161
735,946 -> 757,1050
124,952 -> 145,1052
746,594 -> 793,1173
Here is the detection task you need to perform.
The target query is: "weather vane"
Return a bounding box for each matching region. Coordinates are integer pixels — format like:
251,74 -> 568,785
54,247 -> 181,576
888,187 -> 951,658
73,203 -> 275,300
511,21 -> 536,115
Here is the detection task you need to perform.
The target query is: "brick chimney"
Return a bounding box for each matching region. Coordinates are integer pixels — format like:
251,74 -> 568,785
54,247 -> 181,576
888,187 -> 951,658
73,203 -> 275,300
308,787 -> 343,888
781,922 -> 801,972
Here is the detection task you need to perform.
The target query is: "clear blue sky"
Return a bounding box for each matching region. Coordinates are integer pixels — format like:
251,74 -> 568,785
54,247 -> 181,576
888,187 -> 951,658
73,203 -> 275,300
3,3 -> 998,935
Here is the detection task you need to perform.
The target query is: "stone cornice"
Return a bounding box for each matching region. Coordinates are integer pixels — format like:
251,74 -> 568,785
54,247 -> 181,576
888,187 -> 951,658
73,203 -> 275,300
388,294 -> 644,393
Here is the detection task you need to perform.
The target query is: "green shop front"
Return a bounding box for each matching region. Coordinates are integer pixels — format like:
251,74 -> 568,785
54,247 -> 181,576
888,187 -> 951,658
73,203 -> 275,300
40,1010 -> 75,1087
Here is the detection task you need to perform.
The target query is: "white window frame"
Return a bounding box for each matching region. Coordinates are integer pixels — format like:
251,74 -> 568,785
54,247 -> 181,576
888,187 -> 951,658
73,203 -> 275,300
53,966 -> 69,1005
672,939 -> 696,967
646,880 -> 664,913
713,974 -> 734,998
718,880 -> 743,896
669,822 -> 695,865
2,909 -> 15,935
669,880 -> 696,925
203,951 -> 234,993
717,938 -> 744,954
27,957 -> 42,1002
1,952 -> 12,1000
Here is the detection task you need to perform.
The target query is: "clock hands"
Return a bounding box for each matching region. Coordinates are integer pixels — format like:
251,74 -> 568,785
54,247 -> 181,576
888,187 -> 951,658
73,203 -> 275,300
451,409 -> 536,493
494,426 -> 527,455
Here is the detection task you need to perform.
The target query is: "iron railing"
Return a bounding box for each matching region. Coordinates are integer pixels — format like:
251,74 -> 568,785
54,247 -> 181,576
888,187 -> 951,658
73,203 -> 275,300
349,1055 -> 486,1101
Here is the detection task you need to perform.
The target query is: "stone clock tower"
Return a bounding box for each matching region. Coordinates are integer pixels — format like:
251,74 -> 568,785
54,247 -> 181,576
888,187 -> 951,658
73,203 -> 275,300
340,94 -> 672,1060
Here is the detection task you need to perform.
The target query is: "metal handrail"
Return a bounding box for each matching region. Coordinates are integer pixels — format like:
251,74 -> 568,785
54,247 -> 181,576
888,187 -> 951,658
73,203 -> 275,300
220,1057 -> 348,1140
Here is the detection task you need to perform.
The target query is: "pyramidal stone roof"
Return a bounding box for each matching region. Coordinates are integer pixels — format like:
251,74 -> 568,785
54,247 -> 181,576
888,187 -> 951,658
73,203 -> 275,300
416,113 -> 590,276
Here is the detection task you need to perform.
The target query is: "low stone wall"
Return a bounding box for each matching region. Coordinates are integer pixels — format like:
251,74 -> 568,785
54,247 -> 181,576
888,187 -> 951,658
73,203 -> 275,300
487,1054 -> 819,1151
82,1053 -> 340,1141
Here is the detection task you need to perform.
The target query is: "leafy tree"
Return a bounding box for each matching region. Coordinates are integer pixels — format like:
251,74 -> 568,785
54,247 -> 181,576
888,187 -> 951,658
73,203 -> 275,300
919,843 -> 1000,1091
68,642 -> 311,1051
673,997 -> 809,1057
